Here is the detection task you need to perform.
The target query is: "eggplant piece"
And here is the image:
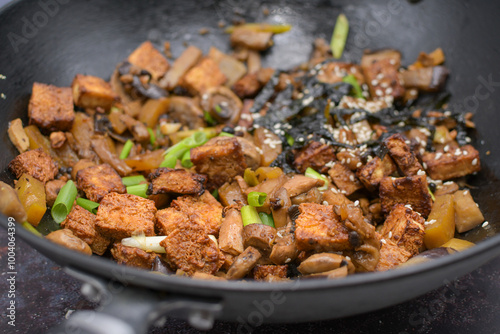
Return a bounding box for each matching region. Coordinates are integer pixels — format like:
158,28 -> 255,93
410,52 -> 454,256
400,66 -> 449,92
200,86 -> 243,126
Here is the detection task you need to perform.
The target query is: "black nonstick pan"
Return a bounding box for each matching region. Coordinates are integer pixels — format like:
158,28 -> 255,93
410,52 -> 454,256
1,0 -> 500,333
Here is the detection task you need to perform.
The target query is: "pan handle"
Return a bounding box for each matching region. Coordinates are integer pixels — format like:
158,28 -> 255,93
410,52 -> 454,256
46,268 -> 223,334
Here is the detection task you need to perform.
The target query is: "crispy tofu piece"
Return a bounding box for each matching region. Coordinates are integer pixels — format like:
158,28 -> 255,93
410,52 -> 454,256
295,203 -> 352,252
111,242 -> 157,269
191,136 -> 247,190
357,155 -> 397,191
380,204 -> 425,256
181,58 -> 226,95
422,145 -> 480,181
45,179 -> 66,207
252,265 -> 288,281
317,62 -> 365,84
76,164 -> 126,203
147,168 -> 206,196
127,41 -> 170,80
379,175 -> 433,218
28,82 -> 74,132
9,148 -> 58,183
170,192 -> 223,236
96,193 -> 156,240
384,133 -> 423,176
155,207 -> 190,236
322,189 -> 353,206
375,236 -> 412,271
71,74 -> 118,110
336,149 -> 363,171
293,141 -> 336,174
61,205 -> 111,255
160,219 -> 224,275
361,49 -> 405,100
328,162 -> 363,196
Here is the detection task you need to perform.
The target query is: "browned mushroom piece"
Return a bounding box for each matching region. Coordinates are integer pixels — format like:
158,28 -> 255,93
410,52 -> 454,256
297,253 -> 346,275
235,137 -> 261,171
400,66 -> 449,92
45,229 -> 92,255
118,113 -> 150,142
167,96 -> 205,129
269,233 -> 299,265
218,208 -> 245,256
200,86 -> 243,126
282,175 -> 324,198
270,187 -> 292,229
226,246 -> 262,280
242,223 -> 277,255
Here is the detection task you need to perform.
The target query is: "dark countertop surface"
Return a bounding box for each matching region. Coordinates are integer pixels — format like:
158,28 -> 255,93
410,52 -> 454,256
1,226 -> 499,334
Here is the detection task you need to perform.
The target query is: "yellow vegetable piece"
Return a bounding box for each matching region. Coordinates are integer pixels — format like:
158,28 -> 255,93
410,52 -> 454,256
442,238 -> 475,252
15,173 -> 47,227
224,23 -> 292,34
424,194 -> 455,249
139,98 -> 170,129
124,149 -> 165,171
244,168 -> 259,187
453,190 -> 485,233
255,167 -> 283,183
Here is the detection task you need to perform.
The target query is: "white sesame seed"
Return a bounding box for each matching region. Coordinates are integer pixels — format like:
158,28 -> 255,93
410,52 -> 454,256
385,87 -> 393,95
435,152 -> 443,160
482,221 -> 489,228
417,169 -> 426,176
444,145 -> 450,152
349,175 -> 355,182
463,150 -> 468,156
388,231 -> 393,238
322,201 -> 329,206
472,158 -> 478,166
404,204 -> 413,210
371,79 -> 379,86
376,73 -> 384,80
285,258 -> 292,263
375,89 -> 383,96
389,59 -> 396,65
425,219 -> 437,226
356,162 -> 362,168
0,74 -> 6,79
302,96 -> 314,106
423,162 -> 428,169
381,239 -> 387,244
354,200 -> 359,206
463,190 -> 469,195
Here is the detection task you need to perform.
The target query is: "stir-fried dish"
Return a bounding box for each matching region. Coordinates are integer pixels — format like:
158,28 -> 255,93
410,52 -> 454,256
1,21 -> 486,281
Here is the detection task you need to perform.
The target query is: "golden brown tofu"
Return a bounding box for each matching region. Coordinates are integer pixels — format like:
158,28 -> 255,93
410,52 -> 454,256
230,28 -> 273,51
71,74 -> 118,110
295,203 -> 352,252
357,155 -> 397,191
317,62 -> 365,85
160,220 -> 224,275
181,58 -> 226,95
293,141 -> 336,174
155,207 -> 190,236
328,162 -> 363,196
380,204 -> 425,256
379,175 -> 433,218
28,82 -> 75,132
422,145 -> 480,181
45,179 -> 66,207
76,164 -> 126,203
96,193 -> 156,240
252,264 -> 288,281
384,133 -> 423,176
9,148 -> 58,183
336,149 -> 363,171
61,205 -> 111,255
361,49 -> 405,100
148,168 -> 206,196
190,136 -> 247,190
127,41 -> 170,80
171,192 -> 223,236
110,243 -> 157,269
375,237 -> 412,271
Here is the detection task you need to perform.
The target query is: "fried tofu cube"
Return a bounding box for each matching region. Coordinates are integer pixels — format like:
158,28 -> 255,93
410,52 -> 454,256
295,203 -> 352,252
379,175 -> 433,218
190,136 -> 247,190
96,193 -> 156,240
375,236 -> 412,271
422,145 -> 480,181
110,242 -> 157,269
127,41 -> 170,80
28,82 -> 74,132
171,191 -> 223,236
181,58 -> 226,95
76,164 -> 126,203
380,204 -> 425,256
155,207 -> 190,236
71,74 -> 118,110
357,155 -> 397,191
328,162 -> 363,196
384,133 -> 423,176
252,264 -> 288,281
147,168 -> 206,196
160,220 -> 224,275
361,49 -> 405,100
61,205 -> 111,255
9,148 -> 58,183
317,62 -> 365,85
293,141 -> 336,174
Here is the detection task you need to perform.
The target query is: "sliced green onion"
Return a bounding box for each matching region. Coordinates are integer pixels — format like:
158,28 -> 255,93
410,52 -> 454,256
224,23 -> 292,34
248,192 -> 267,207
127,184 -> 148,198
76,198 -> 99,214
22,221 -> 42,236
258,212 -> 275,228
181,150 -> 193,168
285,133 -> 295,146
204,111 -> 217,126
211,188 -> 219,200
147,127 -> 156,146
51,180 -> 77,223
121,235 -> 166,253
161,131 -> 208,168
159,152 -> 178,168
214,105 -> 223,114
241,205 -> 263,226
110,106 -> 122,113
330,13 -> 349,59
342,74 -> 364,99
119,139 -> 134,160
122,175 -> 146,187
305,167 -> 329,191
219,132 -> 234,137
428,186 -> 436,202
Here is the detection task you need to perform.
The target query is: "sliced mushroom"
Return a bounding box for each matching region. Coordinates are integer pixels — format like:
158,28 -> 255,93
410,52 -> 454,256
401,247 -> 457,267
119,113 -> 150,142
269,233 -> 299,265
270,187 -> 291,229
304,266 -> 349,279
282,175 -> 324,197
0,181 -> 27,223
226,246 -> 262,280
400,66 -> 449,92
219,208 -> 245,256
297,253 -> 345,275
242,224 -> 277,255
46,229 -> 92,255
168,96 -> 205,129
291,187 -> 322,205
200,86 -> 243,125
235,137 -> 260,170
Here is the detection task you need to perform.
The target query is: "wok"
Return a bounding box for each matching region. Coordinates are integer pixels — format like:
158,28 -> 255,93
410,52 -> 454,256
1,0 -> 500,333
